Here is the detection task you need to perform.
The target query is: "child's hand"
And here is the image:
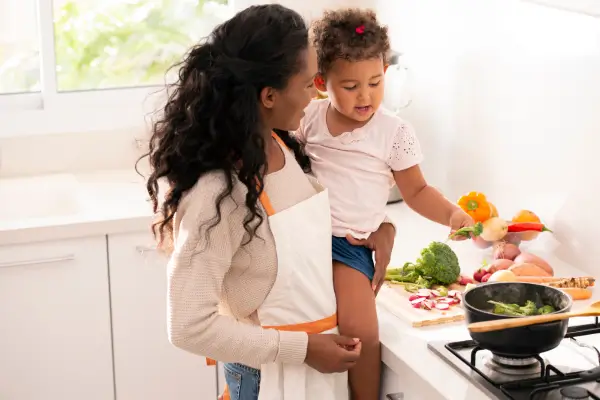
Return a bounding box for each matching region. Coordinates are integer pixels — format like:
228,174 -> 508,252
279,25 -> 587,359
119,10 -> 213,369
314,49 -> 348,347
449,209 -> 475,240
346,223 -> 395,295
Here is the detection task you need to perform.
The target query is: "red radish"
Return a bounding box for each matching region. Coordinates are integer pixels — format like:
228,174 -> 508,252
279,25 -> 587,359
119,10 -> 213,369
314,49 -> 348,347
408,294 -> 421,302
481,273 -> 492,283
458,275 -> 474,285
473,269 -> 486,282
410,298 -> 425,308
450,297 -> 461,305
437,297 -> 453,304
417,289 -> 433,298
493,241 -> 521,261
484,265 -> 498,275
436,303 -> 450,310
422,300 -> 435,310
448,290 -> 461,298
430,289 -> 441,297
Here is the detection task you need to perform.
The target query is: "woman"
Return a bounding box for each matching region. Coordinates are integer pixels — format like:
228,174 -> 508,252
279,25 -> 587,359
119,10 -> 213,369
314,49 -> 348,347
143,5 -> 395,400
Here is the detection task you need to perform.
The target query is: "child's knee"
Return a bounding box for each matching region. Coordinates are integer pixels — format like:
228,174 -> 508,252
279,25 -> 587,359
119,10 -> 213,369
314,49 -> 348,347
338,315 -> 379,345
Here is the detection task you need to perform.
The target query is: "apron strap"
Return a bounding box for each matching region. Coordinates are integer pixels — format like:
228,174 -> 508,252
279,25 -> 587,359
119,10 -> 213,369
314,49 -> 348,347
257,132 -> 289,217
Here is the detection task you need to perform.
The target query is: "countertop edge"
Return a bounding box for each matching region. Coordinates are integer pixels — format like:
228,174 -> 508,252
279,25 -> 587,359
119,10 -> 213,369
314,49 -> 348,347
0,215 -> 153,245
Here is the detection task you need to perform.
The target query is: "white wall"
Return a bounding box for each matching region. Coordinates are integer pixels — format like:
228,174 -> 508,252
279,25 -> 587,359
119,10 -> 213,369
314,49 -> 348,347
375,0 -> 600,273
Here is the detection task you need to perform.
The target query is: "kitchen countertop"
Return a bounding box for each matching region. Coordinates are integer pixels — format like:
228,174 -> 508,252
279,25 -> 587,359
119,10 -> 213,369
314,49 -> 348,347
2,169 -> 597,399
0,169 -> 153,245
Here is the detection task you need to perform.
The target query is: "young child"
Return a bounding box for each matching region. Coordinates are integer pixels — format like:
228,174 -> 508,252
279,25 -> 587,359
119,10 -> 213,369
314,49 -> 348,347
295,8 -> 474,400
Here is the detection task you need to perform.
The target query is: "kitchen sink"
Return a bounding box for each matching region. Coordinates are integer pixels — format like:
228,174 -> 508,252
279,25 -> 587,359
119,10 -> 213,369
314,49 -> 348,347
0,174 -> 80,222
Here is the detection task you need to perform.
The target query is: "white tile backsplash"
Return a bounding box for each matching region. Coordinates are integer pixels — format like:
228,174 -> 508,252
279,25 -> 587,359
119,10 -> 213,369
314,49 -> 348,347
376,0 -> 600,274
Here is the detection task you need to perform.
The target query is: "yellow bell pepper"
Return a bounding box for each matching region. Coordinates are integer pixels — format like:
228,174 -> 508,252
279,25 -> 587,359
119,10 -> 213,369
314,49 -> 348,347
457,192 -> 492,222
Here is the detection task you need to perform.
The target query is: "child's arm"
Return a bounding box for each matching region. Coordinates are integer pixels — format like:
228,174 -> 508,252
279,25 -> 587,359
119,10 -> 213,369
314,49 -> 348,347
388,122 -> 473,233
393,166 -> 462,226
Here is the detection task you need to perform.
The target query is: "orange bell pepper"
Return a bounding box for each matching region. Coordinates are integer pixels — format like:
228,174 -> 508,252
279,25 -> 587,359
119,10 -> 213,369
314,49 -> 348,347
457,192 -> 491,223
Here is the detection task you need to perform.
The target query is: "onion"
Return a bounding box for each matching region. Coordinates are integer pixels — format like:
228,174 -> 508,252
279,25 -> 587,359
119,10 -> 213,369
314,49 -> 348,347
492,241 -> 521,261
504,233 -> 522,246
480,217 -> 509,242
488,270 -> 517,282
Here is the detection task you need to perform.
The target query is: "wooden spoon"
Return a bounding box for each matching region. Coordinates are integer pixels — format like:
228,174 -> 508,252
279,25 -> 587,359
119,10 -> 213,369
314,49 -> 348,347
468,301 -> 600,333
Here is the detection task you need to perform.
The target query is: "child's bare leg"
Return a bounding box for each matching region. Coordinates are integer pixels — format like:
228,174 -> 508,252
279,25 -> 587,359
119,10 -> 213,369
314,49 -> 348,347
333,262 -> 380,400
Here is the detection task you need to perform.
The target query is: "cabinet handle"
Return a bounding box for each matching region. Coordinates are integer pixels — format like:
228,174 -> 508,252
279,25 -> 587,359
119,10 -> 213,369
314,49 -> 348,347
135,245 -> 157,254
0,254 -> 75,268
386,394 -> 404,400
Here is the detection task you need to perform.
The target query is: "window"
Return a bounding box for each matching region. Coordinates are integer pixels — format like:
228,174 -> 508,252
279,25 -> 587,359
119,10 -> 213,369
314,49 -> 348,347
0,0 -> 233,136
0,0 -> 39,95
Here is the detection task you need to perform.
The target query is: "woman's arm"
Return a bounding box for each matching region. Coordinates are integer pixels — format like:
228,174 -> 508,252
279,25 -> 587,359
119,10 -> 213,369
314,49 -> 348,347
167,174 -> 308,367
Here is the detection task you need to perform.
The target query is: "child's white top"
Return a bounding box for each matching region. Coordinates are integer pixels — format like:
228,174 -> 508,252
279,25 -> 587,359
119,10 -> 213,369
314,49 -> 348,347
295,99 -> 424,239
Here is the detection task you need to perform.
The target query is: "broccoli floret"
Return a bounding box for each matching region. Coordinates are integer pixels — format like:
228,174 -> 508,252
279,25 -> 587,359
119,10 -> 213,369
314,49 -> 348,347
415,276 -> 432,289
519,300 -> 538,316
386,262 -> 421,283
413,241 -> 460,285
537,305 -> 555,315
489,301 -> 524,316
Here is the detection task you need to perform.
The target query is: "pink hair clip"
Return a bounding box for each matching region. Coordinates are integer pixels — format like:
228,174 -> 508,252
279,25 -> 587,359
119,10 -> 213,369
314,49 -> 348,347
355,25 -> 365,34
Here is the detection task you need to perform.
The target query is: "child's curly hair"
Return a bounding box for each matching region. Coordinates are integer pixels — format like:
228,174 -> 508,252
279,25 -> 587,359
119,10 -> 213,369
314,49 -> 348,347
310,8 -> 390,75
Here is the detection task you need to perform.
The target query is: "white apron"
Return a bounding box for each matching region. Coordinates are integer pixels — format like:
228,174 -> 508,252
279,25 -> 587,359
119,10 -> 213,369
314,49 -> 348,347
212,134 -> 348,400
256,168 -> 348,400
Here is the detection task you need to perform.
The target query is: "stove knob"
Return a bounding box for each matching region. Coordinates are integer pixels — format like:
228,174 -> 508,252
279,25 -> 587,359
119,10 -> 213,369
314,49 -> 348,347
560,386 -> 590,399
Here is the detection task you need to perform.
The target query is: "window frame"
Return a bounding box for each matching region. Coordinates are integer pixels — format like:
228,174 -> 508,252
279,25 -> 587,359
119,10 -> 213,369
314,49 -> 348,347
0,0 -> 237,138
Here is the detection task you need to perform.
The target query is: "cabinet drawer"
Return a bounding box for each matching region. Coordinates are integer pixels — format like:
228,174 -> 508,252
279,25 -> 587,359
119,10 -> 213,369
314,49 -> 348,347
0,237 -> 86,268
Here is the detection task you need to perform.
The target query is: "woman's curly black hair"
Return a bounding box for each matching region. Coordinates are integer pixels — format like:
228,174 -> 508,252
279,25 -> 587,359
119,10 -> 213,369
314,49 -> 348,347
140,4 -> 311,250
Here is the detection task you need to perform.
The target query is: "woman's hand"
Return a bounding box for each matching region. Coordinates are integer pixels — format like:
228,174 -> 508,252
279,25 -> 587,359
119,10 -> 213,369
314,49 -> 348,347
448,208 -> 475,240
346,222 -> 396,295
305,334 -> 362,373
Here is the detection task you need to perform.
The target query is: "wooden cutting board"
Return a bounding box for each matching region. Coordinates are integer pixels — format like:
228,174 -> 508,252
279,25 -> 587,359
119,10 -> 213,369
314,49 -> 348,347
377,283 -> 466,327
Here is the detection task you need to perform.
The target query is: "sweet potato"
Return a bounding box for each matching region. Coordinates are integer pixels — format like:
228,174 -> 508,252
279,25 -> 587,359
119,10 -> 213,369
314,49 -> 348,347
560,287 -> 593,300
509,262 -> 551,277
513,252 -> 554,276
488,259 -> 514,273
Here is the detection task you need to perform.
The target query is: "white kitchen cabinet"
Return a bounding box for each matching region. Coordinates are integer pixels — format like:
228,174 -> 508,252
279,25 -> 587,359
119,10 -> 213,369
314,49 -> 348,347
0,236 -> 114,400
380,363 -> 444,400
108,232 -> 217,400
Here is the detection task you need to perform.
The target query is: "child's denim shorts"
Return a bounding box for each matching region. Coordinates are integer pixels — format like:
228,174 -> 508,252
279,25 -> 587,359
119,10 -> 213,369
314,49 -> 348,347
332,235 -> 375,280
223,363 -> 261,400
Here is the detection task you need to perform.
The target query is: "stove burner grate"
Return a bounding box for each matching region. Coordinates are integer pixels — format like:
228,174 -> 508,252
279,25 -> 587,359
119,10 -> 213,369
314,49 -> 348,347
442,318 -> 600,399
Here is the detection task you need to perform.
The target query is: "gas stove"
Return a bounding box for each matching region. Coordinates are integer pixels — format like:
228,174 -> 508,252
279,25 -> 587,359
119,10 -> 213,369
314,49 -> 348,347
428,319 -> 600,399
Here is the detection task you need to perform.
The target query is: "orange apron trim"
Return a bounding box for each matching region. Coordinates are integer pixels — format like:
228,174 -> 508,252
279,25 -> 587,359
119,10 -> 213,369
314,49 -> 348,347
256,132 -> 289,217
263,313 -> 337,334
222,386 -> 231,400
205,313 -> 337,366
210,313 -> 337,398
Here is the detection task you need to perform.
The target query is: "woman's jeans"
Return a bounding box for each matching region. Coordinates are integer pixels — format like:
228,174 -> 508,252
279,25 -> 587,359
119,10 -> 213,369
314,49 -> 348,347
223,363 -> 261,400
